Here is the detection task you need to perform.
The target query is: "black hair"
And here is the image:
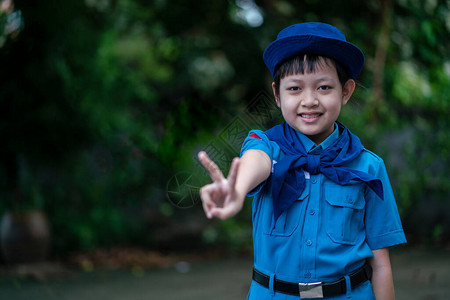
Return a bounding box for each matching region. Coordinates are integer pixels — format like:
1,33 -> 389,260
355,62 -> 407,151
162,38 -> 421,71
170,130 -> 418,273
273,54 -> 350,97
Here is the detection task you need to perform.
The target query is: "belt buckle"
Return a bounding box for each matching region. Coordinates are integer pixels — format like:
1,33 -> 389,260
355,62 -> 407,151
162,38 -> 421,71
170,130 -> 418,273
298,282 -> 323,299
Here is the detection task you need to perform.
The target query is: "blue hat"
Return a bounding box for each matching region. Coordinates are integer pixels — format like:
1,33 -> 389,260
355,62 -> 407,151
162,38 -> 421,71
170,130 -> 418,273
263,22 -> 365,79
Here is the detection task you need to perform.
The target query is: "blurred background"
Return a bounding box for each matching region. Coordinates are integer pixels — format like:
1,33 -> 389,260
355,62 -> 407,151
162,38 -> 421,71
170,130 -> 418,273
0,0 -> 449,299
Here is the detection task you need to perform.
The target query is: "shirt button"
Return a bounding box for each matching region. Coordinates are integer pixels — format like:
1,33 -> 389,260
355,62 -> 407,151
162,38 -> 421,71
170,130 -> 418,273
306,240 -> 312,246
305,272 -> 311,278
309,209 -> 315,215
311,177 -> 317,184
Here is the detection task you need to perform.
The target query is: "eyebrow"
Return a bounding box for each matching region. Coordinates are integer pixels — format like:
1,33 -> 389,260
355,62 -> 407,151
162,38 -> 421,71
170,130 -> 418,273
315,77 -> 334,82
284,76 -> 335,83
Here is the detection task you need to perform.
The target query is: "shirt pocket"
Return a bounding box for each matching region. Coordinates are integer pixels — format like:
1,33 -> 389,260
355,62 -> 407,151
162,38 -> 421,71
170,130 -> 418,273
263,184 -> 310,237
324,182 -> 366,245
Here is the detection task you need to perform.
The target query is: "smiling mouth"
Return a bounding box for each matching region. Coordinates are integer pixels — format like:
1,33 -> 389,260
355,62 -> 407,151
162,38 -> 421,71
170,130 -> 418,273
299,113 -> 322,118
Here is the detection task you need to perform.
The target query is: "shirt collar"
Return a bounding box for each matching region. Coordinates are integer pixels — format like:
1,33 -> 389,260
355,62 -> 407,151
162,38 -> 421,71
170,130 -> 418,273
296,123 -> 340,153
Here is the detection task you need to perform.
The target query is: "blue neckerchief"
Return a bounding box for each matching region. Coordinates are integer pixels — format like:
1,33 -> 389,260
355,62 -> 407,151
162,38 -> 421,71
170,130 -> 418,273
265,121 -> 384,222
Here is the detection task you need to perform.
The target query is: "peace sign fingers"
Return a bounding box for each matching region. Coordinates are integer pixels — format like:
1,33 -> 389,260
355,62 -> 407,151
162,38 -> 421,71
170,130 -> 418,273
197,151 -> 243,220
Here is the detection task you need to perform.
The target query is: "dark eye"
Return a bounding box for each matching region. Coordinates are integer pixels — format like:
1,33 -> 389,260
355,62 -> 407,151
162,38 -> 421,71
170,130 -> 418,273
319,85 -> 331,90
289,87 -> 300,91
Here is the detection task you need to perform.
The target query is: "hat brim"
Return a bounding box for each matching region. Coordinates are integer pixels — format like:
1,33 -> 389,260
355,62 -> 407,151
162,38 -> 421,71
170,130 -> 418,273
263,35 -> 365,79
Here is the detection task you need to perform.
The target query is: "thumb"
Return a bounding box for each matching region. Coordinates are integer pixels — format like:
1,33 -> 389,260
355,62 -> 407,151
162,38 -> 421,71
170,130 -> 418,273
209,201 -> 242,220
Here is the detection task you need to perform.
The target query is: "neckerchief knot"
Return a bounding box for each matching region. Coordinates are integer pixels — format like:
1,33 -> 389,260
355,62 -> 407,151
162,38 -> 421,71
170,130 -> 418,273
265,121 -> 384,223
305,154 -> 321,174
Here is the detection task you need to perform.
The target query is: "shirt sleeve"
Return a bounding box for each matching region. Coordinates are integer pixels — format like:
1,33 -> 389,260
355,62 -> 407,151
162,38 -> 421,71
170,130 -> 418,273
364,158 -> 407,249
240,130 -> 273,197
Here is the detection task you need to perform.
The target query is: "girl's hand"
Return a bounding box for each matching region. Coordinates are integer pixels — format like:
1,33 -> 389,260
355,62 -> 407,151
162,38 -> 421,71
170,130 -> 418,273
197,151 -> 243,220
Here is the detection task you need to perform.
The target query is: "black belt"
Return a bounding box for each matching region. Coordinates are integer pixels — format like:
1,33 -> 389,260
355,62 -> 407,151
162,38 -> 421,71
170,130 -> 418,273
252,263 -> 372,298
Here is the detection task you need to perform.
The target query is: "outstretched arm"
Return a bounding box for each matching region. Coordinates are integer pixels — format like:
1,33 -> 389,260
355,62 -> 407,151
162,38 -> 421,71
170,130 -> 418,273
369,248 -> 395,300
198,149 -> 271,220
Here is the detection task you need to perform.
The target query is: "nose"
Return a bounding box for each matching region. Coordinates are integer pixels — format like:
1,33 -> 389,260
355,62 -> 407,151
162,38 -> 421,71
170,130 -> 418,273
301,90 -> 318,107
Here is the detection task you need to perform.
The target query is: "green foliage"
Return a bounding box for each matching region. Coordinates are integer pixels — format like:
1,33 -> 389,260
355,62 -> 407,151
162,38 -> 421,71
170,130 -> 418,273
0,0 -> 449,256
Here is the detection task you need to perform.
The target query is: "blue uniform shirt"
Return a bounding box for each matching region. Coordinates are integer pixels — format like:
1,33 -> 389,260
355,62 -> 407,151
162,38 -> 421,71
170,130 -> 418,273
241,124 -> 406,299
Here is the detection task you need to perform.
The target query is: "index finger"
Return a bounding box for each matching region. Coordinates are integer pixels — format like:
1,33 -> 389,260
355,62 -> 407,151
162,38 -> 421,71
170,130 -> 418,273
227,157 -> 240,189
198,151 -> 225,182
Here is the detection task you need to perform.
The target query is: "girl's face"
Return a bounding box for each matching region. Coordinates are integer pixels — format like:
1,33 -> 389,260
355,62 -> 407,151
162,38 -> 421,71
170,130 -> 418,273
272,59 -> 355,145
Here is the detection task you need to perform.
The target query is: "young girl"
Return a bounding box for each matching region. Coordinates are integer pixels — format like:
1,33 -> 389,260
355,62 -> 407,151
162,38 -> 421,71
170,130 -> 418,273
198,22 -> 406,299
